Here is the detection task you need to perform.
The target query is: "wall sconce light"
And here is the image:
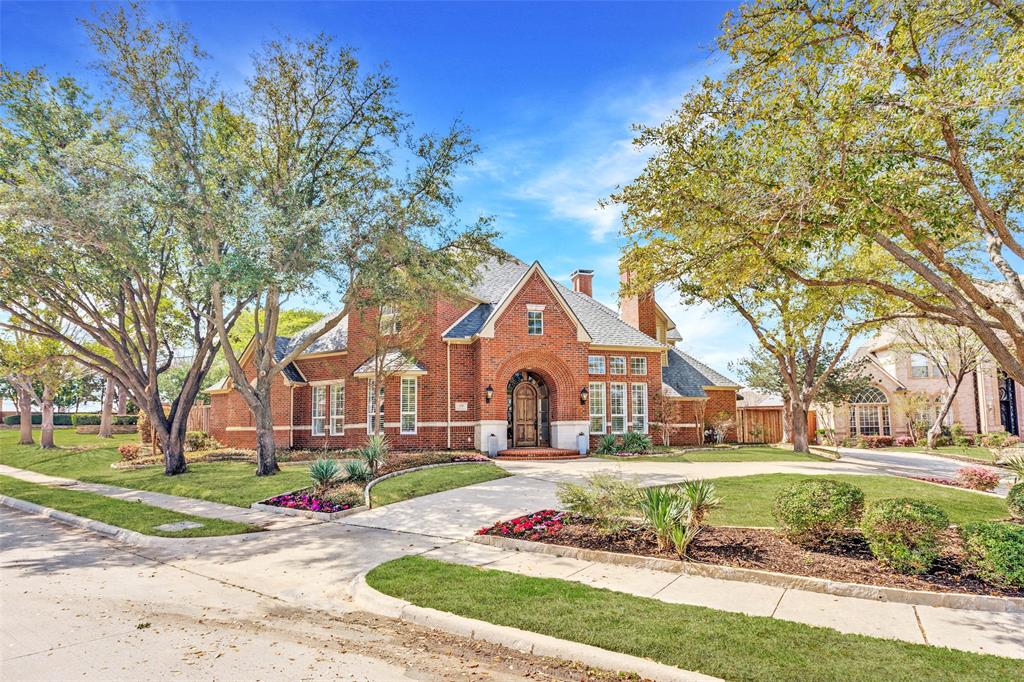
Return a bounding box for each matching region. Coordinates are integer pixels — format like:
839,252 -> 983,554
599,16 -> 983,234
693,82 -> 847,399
580,386 -> 589,405
485,384 -> 494,403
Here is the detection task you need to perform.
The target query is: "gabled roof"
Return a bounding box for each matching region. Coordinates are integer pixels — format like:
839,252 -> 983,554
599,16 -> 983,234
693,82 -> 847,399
352,350 -> 427,378
662,347 -> 738,398
281,312 -> 348,356
274,336 -> 306,383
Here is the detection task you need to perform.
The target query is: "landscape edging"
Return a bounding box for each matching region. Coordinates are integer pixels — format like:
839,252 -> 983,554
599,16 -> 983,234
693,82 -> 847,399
363,460 -> 492,508
0,493 -> 178,548
470,533 -> 1024,613
349,571 -> 715,682
250,499 -> 366,521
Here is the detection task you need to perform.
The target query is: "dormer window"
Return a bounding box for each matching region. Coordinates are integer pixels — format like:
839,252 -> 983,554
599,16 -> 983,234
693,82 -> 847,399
380,304 -> 401,335
527,307 -> 544,335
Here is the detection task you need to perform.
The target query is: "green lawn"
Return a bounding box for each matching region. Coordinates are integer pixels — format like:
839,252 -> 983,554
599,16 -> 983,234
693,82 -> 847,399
876,445 -> 998,463
368,556 -> 1023,682
0,430 -> 308,507
2,428 -> 139,449
706,473 -> 1008,527
370,463 -> 510,506
597,446 -> 830,463
0,474 -> 258,537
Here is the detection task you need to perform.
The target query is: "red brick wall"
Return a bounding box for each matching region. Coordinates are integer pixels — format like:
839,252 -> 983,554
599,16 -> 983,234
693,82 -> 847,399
584,350 -> 664,448
619,271 -> 657,339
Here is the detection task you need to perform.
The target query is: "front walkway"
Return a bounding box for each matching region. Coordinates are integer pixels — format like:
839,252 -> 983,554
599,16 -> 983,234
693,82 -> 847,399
0,463 -> 314,530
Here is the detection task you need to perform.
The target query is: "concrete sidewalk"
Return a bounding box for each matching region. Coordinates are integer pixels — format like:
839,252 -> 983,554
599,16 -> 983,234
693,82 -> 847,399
418,539 -> 1024,660
0,463 -> 314,530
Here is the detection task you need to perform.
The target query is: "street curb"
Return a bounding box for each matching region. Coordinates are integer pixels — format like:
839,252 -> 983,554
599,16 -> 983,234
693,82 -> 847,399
363,460 -> 494,508
470,534 -> 1024,613
0,494 -> 181,548
349,571 -> 717,682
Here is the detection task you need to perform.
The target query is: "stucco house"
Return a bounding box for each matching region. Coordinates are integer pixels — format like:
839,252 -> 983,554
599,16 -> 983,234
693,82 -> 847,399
208,257 -> 738,456
819,329 -> 1023,441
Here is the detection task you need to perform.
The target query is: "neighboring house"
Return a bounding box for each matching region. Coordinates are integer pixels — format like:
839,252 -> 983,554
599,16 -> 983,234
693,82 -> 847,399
820,329 -> 1023,441
208,257 -> 738,455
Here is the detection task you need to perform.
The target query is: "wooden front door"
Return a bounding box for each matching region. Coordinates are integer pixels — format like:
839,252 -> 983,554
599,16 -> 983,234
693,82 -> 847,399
513,383 -> 539,447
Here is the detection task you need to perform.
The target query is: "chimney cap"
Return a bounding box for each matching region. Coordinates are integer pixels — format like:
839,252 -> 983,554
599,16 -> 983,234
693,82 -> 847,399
571,269 -> 594,277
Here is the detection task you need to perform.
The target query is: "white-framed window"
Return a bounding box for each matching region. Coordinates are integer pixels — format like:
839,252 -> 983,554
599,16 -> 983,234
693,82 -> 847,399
330,383 -> 345,435
630,357 -> 647,375
610,383 -> 626,433
400,377 -> 417,434
631,383 -> 648,433
589,382 -> 606,434
609,356 -> 626,375
910,353 -> 931,379
588,355 -> 606,374
311,385 -> 326,436
848,386 -> 891,436
527,310 -> 543,335
381,304 -> 400,335
367,379 -> 385,434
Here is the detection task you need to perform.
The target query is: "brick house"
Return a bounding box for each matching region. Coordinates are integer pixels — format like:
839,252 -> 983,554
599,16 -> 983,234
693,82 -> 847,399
208,257 -> 738,455
817,327 -> 1024,441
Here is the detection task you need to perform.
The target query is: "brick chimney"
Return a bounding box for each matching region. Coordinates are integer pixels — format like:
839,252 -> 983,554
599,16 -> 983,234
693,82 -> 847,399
570,269 -> 594,297
620,270 -> 657,339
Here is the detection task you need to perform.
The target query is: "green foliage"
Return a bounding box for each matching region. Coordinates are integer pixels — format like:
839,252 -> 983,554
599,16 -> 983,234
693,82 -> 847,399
1002,454 -> 1024,483
360,433 -> 390,475
184,431 -> 219,453
308,458 -> 341,495
860,499 -> 949,575
638,486 -> 685,551
3,413 -> 73,426
72,414 -> 101,426
595,434 -> 619,455
772,479 -> 865,546
960,523 -> 1024,588
344,459 -> 373,483
620,431 -> 652,453
113,415 -> 138,426
1007,482 -> 1024,522
555,474 -> 640,535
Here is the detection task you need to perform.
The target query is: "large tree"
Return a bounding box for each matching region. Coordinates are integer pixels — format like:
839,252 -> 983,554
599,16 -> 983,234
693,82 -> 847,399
618,0 -> 1024,383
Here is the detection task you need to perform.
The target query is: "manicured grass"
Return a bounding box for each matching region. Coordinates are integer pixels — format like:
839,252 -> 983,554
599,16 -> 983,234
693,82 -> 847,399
0,430 -> 309,508
370,463 -> 510,506
0,474 -> 258,537
707,473 -> 1008,527
368,556 -> 1023,681
2,428 -> 139,449
876,445 -> 998,463
597,446 -> 829,463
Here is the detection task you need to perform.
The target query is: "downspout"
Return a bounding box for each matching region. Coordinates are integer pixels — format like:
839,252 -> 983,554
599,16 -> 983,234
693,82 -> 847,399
289,384 -> 295,448
446,341 -> 452,450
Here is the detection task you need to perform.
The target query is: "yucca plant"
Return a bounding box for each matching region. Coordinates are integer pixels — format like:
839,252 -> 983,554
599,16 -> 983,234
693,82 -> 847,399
1001,454 -> 1024,483
308,458 -> 340,496
669,521 -> 701,559
360,433 -> 390,475
621,431 -> 652,453
595,434 -> 619,455
638,486 -> 686,550
344,459 -> 373,483
679,479 -> 720,527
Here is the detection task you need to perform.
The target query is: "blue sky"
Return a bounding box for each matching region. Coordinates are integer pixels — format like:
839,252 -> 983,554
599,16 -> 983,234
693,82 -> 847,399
1,0 -> 749,375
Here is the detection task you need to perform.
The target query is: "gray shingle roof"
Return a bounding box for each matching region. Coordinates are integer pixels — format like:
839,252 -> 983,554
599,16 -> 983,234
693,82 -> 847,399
662,347 -> 737,398
445,303 -> 493,339
353,350 -> 427,376
273,336 -> 306,382
284,312 -> 348,355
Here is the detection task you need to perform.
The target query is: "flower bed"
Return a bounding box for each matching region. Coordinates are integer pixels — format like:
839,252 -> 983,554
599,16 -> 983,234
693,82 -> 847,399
909,474 -> 1002,493
478,511 -> 1023,598
263,491 -> 353,514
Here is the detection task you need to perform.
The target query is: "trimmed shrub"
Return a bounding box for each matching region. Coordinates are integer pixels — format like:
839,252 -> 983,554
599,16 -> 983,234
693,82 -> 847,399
955,467 -> 1001,492
556,473 -> 641,534
138,411 -> 152,443
595,434 -> 619,455
72,414 -> 102,426
772,479 -> 865,546
620,431 -> 652,453
981,431 -> 1018,448
3,413 -> 73,426
1008,482 -> 1024,521
118,443 -> 141,462
113,415 -> 139,426
861,435 -> 894,448
960,522 -> 1024,587
894,436 -> 915,447
861,498 -> 949,574
184,431 -> 219,452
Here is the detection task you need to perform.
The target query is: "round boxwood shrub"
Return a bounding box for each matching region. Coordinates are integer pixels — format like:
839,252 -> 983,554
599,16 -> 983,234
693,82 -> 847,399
772,478 -> 865,546
960,522 -> 1024,588
1008,482 -> 1024,522
860,498 -> 949,574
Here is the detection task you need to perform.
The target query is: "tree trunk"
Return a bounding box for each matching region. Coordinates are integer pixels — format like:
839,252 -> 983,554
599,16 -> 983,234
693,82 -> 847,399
790,399 -> 810,454
116,382 -> 127,416
40,385 -> 55,449
98,376 -> 115,438
158,422 -> 188,475
254,401 -> 279,476
17,386 -> 34,445
781,395 -> 793,444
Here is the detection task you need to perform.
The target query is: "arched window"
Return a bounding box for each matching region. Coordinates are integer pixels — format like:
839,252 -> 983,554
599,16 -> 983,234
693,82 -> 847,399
848,386 -> 891,437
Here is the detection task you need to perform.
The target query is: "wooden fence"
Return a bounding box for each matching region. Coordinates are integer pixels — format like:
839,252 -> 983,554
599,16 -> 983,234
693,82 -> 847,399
736,407 -> 817,444
187,404 -> 211,434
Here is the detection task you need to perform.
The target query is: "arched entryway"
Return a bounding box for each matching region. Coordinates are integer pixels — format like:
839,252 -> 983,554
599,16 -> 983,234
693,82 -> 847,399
507,371 -> 550,447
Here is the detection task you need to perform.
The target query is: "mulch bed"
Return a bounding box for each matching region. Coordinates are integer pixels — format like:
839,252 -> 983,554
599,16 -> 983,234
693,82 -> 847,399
481,513 -> 1023,598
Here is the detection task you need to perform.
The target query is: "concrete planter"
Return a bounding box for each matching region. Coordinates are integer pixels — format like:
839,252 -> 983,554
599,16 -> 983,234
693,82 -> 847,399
471,533 -> 1024,614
